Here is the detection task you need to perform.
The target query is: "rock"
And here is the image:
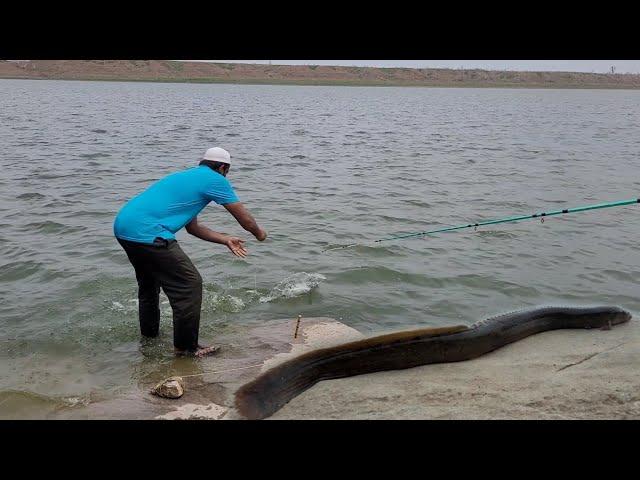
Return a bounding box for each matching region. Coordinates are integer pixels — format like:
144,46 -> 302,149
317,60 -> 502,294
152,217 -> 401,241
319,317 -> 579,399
157,403 -> 229,420
151,376 -> 185,399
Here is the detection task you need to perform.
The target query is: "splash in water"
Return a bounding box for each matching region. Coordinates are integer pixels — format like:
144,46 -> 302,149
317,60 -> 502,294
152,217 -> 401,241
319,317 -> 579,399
202,292 -> 246,313
109,273 -> 326,314
109,299 -> 138,313
259,272 -> 326,303
110,290 -> 248,316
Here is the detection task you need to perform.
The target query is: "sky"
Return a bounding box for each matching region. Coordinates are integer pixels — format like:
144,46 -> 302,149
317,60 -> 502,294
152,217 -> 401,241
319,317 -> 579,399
201,60 -> 640,74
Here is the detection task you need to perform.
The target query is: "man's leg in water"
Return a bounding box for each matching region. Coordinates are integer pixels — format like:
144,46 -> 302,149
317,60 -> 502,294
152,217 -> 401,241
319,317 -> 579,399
117,238 -> 216,356
152,241 -> 219,357
134,266 -> 161,337
117,239 -> 161,337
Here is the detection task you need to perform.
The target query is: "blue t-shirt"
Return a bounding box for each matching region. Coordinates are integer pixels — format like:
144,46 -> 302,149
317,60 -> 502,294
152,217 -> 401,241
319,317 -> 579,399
113,165 -> 239,244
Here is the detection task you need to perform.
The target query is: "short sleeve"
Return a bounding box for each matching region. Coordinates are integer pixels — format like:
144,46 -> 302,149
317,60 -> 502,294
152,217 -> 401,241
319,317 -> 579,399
204,176 -> 240,205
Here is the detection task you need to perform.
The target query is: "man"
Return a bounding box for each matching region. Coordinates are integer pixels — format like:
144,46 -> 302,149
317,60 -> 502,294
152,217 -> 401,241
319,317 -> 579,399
113,147 -> 267,357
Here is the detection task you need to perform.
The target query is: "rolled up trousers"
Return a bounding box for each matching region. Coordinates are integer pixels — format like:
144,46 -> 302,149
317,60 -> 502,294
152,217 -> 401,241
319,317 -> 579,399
117,237 -> 202,351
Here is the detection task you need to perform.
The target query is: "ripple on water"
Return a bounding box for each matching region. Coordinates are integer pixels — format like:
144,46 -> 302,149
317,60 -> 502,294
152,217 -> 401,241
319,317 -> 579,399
79,153 -> 112,159
16,192 -> 46,201
0,260 -> 45,283
0,390 -> 90,419
22,221 -> 86,235
474,229 -> 519,239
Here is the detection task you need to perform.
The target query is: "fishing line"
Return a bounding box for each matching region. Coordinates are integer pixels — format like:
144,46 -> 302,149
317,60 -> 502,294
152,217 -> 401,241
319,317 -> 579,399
179,363 -> 264,379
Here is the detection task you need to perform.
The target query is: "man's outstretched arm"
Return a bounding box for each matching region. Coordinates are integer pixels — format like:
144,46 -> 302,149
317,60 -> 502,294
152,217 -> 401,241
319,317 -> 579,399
185,217 -> 248,257
223,202 -> 267,241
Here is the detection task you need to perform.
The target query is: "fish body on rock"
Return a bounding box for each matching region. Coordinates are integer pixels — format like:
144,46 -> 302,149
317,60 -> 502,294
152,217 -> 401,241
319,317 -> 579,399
235,305 -> 632,419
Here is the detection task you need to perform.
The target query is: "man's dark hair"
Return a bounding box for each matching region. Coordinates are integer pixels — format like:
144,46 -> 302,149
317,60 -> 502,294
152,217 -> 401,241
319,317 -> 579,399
199,160 -> 229,175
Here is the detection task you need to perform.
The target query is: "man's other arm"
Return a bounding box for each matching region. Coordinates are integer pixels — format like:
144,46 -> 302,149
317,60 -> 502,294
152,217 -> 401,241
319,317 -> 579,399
223,202 -> 267,241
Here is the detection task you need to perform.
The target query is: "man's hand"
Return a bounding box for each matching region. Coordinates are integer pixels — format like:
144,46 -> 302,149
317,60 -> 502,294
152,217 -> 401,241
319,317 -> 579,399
225,236 -> 248,258
187,217 -> 248,256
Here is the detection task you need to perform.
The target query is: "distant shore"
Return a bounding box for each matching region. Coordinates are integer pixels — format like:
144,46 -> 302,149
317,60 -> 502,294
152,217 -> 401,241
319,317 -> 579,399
2,60 -> 640,90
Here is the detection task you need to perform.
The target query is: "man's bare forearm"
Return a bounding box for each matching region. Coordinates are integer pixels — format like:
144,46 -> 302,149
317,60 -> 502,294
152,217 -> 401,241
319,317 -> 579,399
186,218 -> 229,244
224,202 -> 267,240
238,212 -> 260,236
190,225 -> 229,244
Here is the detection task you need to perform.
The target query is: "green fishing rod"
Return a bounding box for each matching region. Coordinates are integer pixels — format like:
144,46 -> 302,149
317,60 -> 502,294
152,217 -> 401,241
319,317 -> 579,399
324,197 -> 640,252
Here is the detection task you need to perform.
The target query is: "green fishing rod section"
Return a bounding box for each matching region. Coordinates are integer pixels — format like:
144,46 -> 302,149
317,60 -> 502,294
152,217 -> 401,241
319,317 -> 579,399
326,197 -> 640,251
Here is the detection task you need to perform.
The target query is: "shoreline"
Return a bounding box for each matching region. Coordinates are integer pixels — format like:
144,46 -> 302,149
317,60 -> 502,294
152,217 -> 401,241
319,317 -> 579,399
3,75 -> 640,90
2,60 -> 640,90
43,315 -> 639,420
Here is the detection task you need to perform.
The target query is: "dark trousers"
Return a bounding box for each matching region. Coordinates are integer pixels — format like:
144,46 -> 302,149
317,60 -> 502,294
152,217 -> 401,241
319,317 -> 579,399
117,237 -> 202,351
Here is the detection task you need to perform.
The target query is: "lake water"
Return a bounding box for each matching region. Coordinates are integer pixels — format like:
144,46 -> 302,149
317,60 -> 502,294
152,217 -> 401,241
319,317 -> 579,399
1,79 -> 639,418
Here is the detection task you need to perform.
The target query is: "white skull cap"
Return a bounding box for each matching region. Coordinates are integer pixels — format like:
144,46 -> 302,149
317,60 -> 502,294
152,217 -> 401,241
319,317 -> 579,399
203,147 -> 231,164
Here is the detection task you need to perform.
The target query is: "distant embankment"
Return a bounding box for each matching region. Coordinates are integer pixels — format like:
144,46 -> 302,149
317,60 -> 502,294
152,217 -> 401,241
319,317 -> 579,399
2,60 -> 640,89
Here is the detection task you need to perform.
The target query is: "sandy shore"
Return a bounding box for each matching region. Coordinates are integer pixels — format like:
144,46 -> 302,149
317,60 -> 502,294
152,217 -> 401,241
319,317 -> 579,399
51,317 -> 362,420
156,318 -> 364,420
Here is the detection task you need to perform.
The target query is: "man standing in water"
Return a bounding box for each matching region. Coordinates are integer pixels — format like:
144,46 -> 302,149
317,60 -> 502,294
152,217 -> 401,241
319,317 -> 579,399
113,147 -> 267,357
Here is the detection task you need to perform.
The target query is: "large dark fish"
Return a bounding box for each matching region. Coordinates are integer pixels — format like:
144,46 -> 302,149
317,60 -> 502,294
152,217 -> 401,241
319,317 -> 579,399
235,306 -> 631,419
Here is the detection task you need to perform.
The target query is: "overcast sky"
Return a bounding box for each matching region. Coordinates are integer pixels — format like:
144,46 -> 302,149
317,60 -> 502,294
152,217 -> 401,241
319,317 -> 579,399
202,60 -> 640,74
